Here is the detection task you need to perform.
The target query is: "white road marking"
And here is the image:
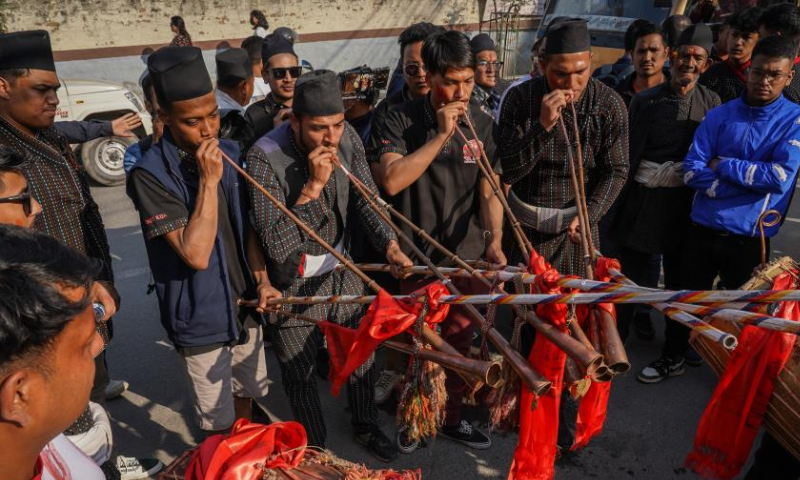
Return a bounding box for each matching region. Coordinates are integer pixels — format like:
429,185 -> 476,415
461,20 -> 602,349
116,266 -> 150,280
786,217 -> 800,223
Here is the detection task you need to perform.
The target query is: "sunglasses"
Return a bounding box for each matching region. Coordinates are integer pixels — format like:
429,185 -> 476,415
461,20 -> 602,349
403,63 -> 427,77
0,191 -> 32,215
268,66 -> 303,79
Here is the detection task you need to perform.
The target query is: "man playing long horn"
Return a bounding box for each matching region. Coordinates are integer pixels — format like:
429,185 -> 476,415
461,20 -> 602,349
245,69 -> 412,461
496,18 -> 629,451
369,30 -> 505,454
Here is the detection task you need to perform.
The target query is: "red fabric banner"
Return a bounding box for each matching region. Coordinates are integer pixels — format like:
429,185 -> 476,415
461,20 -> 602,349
572,257 -> 617,451
319,282 -> 450,396
185,419 -> 307,480
686,271 -> 800,480
509,251 -> 568,480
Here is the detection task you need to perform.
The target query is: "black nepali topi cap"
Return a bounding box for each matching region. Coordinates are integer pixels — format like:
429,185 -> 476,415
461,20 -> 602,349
0,30 -> 56,72
261,33 -> 297,63
676,23 -> 713,55
544,19 -> 591,55
470,33 -> 496,54
216,48 -> 253,85
148,46 -> 213,104
293,70 -> 344,117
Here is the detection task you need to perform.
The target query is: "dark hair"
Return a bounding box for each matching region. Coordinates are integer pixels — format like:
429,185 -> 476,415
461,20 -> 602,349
624,19 -> 656,52
273,27 -> 298,44
421,30 -> 475,77
251,10 -> 269,30
398,22 -> 445,58
730,7 -> 763,35
0,146 -> 28,192
752,34 -> 797,62
0,68 -> 30,85
662,15 -> 692,49
171,15 -> 191,42
629,21 -> 665,52
140,74 -> 156,107
241,36 -> 264,65
759,3 -> 800,42
0,225 -> 100,370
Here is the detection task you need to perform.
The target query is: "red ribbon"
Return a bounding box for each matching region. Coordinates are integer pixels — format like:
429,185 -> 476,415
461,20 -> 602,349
571,257 -> 617,451
726,59 -> 751,84
319,282 -> 450,396
508,251 -> 568,480
686,270 -> 800,480
185,420 -> 307,480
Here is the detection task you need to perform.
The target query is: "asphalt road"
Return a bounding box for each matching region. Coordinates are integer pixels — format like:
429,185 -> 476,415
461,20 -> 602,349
91,182 -> 800,480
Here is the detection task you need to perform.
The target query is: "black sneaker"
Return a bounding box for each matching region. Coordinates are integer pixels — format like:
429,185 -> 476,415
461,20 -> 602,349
633,313 -> 655,341
354,427 -> 398,463
396,426 -> 428,454
439,420 -> 492,449
637,356 -> 685,384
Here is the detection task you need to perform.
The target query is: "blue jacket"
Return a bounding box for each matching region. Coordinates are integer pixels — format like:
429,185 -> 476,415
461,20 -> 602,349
127,130 -> 252,347
684,93 -> 800,237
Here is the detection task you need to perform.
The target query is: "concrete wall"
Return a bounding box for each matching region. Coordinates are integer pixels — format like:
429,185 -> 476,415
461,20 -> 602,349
8,0 -> 481,51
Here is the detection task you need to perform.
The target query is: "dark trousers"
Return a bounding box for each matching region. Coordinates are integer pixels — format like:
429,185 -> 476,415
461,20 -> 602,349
399,275 -> 487,427
90,350 -> 110,407
617,247 -> 682,341
267,323 -> 378,447
745,433 -> 800,480
664,223 -> 764,358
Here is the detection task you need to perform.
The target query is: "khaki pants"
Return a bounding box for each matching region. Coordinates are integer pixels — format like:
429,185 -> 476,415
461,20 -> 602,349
180,319 -> 269,431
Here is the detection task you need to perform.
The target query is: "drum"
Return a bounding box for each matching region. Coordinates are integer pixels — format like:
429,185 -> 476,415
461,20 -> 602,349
689,256 -> 800,462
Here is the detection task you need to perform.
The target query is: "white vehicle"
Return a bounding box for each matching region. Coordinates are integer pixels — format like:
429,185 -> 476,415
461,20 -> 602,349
55,78 -> 152,186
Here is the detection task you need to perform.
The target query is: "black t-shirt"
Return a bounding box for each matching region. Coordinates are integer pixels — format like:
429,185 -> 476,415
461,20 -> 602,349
367,95 -> 498,264
242,94 -> 289,149
128,167 -> 251,328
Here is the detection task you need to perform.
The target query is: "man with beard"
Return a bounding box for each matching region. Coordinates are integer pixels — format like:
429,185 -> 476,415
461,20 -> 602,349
246,70 -> 411,460
613,24 -> 719,343
127,46 -> 278,434
0,147 -> 41,228
615,22 -> 669,108
242,34 -> 300,148
497,19 -> 628,452
469,33 -> 502,116
370,30 -> 504,453
497,19 -> 629,277
758,3 -> 800,104
700,7 -> 762,103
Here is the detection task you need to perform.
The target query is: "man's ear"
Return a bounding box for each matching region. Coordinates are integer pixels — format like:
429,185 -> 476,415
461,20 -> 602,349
157,106 -> 170,127
0,371 -> 35,428
787,68 -> 796,86
289,112 -> 300,134
0,76 -> 13,101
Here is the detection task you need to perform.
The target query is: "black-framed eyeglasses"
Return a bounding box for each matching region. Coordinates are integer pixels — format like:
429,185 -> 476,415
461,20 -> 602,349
476,60 -> 504,69
749,68 -> 790,85
0,191 -> 32,215
403,62 -> 426,77
269,66 -> 303,79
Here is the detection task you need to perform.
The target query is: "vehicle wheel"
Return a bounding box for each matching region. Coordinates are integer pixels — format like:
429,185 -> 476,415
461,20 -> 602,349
81,136 -> 136,186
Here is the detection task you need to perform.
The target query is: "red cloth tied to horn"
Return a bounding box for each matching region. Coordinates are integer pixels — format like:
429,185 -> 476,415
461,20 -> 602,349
571,257 -> 616,451
686,270 -> 800,480
318,282 -> 450,396
185,419 -> 307,480
509,250 -> 568,480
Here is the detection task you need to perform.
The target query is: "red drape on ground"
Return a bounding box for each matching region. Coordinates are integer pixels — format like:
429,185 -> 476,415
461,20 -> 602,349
509,251 -> 568,480
686,271 -> 800,480
185,419 -> 307,480
318,282 -> 450,396
571,257 -> 617,451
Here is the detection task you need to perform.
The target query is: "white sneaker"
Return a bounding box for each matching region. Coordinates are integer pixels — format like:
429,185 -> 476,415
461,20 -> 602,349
105,379 -> 129,400
374,370 -> 402,404
116,456 -> 163,480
